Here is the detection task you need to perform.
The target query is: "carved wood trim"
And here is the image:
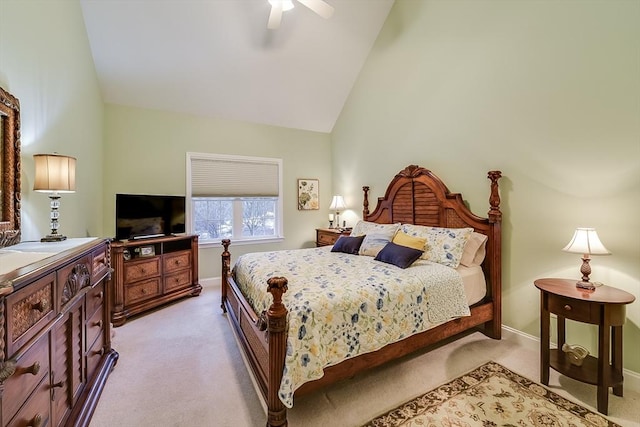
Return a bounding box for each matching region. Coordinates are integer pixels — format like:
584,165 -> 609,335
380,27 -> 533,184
0,86 -> 21,247
0,301 -> 7,374
266,277 -> 288,427
61,264 -> 91,308
221,239 -> 231,313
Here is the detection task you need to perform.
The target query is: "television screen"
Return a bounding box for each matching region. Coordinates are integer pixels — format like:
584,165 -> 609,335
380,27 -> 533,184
115,194 -> 186,240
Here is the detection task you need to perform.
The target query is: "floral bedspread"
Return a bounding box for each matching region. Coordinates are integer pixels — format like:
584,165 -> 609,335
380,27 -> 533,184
232,246 -> 470,408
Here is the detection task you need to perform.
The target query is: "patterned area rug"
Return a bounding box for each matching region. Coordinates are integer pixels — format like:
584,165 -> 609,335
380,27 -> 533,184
362,361 -> 619,427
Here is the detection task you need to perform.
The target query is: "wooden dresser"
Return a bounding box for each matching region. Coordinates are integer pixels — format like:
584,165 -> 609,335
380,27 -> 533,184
0,238 -> 118,427
110,234 -> 201,326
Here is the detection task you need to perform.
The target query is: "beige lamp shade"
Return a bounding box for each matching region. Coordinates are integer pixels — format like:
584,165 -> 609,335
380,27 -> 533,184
562,228 -> 611,256
33,154 -> 77,193
329,195 -> 346,211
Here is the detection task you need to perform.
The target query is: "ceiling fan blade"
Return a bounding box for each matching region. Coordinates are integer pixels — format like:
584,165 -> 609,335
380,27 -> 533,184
296,0 -> 334,19
268,3 -> 283,29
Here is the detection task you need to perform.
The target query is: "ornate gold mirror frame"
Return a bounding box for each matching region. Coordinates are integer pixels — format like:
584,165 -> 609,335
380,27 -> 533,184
0,86 -> 21,248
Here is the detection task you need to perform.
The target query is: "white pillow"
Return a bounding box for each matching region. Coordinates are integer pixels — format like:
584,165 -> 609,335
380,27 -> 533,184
400,224 -> 473,268
460,232 -> 488,267
350,220 -> 400,238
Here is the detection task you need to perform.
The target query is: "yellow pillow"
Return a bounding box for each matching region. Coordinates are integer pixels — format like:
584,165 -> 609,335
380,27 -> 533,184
392,231 -> 426,251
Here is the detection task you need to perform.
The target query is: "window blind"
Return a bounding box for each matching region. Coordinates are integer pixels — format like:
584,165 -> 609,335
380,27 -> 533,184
190,155 -> 280,197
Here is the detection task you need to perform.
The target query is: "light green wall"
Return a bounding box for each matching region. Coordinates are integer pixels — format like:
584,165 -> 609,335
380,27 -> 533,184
333,0 -> 640,373
2,0 -> 638,375
103,104 -> 332,278
0,0 -> 104,241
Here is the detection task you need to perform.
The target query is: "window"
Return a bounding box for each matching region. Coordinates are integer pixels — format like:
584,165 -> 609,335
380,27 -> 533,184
187,153 -> 283,245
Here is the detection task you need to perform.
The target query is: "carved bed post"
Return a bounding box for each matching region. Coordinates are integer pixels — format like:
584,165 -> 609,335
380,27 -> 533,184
221,239 -> 231,313
487,171 -> 502,224
486,171 -> 502,339
362,186 -> 370,218
266,277 -> 288,427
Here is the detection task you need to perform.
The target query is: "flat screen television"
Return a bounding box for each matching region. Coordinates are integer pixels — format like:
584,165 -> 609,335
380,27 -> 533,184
115,194 -> 186,240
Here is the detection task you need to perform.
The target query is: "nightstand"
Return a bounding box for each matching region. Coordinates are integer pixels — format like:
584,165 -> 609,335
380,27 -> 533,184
534,278 -> 635,415
316,228 -> 350,247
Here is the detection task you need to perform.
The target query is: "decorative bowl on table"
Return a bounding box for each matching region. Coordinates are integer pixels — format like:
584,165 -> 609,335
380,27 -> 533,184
562,343 -> 589,366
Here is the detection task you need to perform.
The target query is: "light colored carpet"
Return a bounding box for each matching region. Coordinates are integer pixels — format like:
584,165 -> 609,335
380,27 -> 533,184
363,361 -> 620,427
90,285 -> 639,427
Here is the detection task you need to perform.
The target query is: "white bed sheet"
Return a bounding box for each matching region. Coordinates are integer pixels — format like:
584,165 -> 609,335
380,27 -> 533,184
457,264 -> 487,306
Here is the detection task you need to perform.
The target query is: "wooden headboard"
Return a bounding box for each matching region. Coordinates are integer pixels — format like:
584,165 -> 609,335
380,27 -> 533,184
362,165 -> 502,313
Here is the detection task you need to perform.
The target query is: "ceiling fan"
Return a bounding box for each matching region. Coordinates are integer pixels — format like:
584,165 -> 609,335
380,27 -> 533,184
267,0 -> 335,29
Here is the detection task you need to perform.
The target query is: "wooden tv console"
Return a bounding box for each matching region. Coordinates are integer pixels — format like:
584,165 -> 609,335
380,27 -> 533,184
0,238 -> 118,427
110,234 -> 201,326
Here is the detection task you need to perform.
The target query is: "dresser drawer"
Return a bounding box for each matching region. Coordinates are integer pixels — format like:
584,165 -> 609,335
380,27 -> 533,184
548,294 -> 597,324
124,257 -> 161,282
86,304 -> 105,351
125,277 -> 162,305
86,329 -> 106,382
6,375 -> 51,427
86,282 -> 105,319
317,230 -> 341,246
163,250 -> 191,274
92,243 -> 110,284
2,335 -> 50,423
6,272 -> 55,356
164,269 -> 192,293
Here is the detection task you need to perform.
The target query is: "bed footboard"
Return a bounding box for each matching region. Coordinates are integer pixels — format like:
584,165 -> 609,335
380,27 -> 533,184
221,240 -> 289,427
265,276 -> 288,427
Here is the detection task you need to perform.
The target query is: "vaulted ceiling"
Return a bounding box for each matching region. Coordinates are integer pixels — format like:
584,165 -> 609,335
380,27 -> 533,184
80,0 -> 395,133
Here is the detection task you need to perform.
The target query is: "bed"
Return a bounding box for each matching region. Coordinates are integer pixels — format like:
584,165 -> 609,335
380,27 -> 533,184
220,165 -> 503,427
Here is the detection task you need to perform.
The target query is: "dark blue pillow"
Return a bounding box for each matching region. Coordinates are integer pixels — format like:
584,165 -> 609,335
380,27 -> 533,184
331,235 -> 366,255
374,242 -> 424,269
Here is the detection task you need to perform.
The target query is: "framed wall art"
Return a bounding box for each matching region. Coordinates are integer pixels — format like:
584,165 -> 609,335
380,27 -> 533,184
297,179 -> 319,210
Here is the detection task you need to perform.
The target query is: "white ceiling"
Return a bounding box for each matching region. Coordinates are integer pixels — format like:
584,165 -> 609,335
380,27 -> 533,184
80,0 -> 395,133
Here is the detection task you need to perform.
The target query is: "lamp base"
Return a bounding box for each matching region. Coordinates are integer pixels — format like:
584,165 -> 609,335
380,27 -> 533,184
41,234 -> 67,242
575,280 -> 596,291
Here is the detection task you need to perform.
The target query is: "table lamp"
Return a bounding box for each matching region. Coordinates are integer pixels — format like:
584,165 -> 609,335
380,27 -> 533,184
329,195 -> 346,229
33,153 -> 76,242
562,227 -> 611,290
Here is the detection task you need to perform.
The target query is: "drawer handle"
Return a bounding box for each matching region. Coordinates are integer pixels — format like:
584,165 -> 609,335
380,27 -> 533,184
51,371 -> 64,402
31,299 -> 49,312
27,414 -> 43,427
25,361 -> 40,376
94,320 -> 103,328
174,260 -> 181,265
564,304 -> 572,311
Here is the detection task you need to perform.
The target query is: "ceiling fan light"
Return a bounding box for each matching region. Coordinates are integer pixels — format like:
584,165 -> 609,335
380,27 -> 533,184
282,0 -> 294,11
269,0 -> 294,12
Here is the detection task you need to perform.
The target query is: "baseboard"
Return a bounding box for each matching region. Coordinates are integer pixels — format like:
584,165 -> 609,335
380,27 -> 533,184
502,325 -> 640,393
200,276 -> 220,288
